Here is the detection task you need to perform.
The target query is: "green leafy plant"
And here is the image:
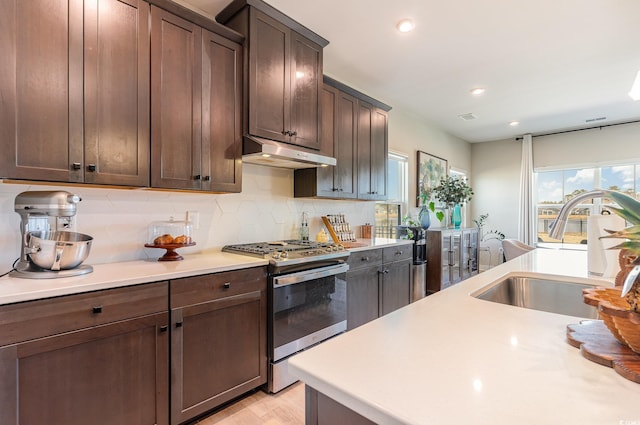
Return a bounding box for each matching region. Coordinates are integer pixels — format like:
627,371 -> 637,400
600,191 -> 640,255
473,213 -> 505,241
433,175 -> 474,206
400,215 -> 420,239
418,190 -> 444,222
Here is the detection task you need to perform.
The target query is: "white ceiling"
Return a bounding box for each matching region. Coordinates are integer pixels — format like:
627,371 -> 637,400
180,0 -> 640,143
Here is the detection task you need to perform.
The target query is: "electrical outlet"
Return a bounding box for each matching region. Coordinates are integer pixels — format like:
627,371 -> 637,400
187,211 -> 200,229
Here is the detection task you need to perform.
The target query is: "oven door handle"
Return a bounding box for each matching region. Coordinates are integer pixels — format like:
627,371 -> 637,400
273,263 -> 349,287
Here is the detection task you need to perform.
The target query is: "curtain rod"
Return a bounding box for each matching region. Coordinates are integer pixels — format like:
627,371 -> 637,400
515,119 -> 640,141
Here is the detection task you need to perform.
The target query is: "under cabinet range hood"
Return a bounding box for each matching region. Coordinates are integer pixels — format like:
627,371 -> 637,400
242,136 -> 336,169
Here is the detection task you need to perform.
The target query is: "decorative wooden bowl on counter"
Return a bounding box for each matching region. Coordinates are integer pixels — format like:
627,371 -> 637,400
583,286 -> 640,354
567,286 -> 640,383
144,242 -> 196,261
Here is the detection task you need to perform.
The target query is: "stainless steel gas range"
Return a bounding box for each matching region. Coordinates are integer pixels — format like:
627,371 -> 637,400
222,240 -> 349,393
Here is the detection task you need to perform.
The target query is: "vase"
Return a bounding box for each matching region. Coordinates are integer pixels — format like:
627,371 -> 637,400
443,204 -> 452,228
452,204 -> 462,229
419,205 -> 431,229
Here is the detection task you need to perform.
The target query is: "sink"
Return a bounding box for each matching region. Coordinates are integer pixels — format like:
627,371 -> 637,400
472,275 -> 599,318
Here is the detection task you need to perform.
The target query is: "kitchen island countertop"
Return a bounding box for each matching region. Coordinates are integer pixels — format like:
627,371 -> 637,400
288,248 -> 640,425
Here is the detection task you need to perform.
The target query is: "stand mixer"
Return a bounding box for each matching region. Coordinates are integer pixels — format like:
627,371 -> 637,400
12,190 -> 94,279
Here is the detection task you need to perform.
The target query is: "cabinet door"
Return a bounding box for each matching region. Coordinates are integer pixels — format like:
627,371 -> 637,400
201,29 -> 242,192
313,85 -> 338,196
289,30 -> 322,150
356,101 -> 373,199
84,0 -> 150,186
370,107 -> 388,200
441,233 -> 453,289
0,313 -> 169,425
346,266 -> 380,330
450,232 -> 463,283
151,6 -> 202,190
249,10 -> 289,142
0,0 -> 83,182
381,259 -> 412,316
334,90 -> 358,198
171,287 -> 266,424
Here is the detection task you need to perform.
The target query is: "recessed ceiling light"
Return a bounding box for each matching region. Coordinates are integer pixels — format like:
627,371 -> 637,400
396,19 -> 415,33
509,121 -> 520,127
470,87 -> 486,96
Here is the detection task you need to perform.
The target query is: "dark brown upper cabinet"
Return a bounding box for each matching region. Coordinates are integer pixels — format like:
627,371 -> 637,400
0,0 -> 150,187
357,100 -> 389,201
150,3 -> 243,192
216,0 -> 328,150
294,76 -> 391,201
294,82 -> 358,198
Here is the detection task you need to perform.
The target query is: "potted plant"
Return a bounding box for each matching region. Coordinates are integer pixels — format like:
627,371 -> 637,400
601,191 -> 640,311
432,176 -> 474,228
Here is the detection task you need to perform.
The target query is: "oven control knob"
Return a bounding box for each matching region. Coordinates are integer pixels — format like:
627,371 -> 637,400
280,251 -> 288,258
337,244 -> 344,251
273,252 -> 281,260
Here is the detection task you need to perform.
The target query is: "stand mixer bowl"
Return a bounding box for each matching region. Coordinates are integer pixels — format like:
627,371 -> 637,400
26,231 -> 93,271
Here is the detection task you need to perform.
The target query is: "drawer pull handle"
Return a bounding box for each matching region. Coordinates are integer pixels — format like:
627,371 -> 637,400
92,306 -> 102,314
361,257 -> 369,261
396,251 -> 403,255
175,321 -> 183,328
223,282 -> 231,289
160,325 -> 168,333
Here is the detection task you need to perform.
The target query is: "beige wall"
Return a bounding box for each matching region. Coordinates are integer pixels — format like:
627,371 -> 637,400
389,109 -> 472,222
470,121 -> 640,240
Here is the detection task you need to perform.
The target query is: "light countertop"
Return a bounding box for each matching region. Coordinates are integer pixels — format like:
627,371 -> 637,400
346,238 -> 414,252
0,252 -> 267,305
288,248 -> 640,425
0,238 -> 411,306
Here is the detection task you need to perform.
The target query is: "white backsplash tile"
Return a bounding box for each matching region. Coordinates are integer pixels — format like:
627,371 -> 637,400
0,164 -> 376,270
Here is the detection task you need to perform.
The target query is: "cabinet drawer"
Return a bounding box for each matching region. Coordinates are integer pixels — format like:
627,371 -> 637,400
0,282 -> 168,346
382,245 -> 413,263
347,249 -> 382,270
170,266 -> 267,308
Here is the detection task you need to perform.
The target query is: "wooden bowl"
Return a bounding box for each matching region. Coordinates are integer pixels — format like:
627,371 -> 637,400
583,287 -> 626,344
584,286 -> 640,354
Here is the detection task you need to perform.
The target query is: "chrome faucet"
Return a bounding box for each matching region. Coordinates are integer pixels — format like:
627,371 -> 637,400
548,189 -> 614,240
548,188 -> 639,296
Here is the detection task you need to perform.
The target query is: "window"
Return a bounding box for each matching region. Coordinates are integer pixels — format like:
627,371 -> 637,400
535,164 -> 640,246
375,152 -> 408,238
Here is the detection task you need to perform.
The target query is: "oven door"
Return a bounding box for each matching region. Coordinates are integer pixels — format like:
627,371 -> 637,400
271,263 -> 348,362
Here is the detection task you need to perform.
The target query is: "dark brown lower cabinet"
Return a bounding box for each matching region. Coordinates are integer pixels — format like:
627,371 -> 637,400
169,267 -> 267,425
306,386 -> 376,425
0,283 -> 169,425
346,246 -> 412,330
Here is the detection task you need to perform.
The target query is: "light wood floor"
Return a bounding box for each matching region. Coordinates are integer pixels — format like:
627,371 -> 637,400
194,382 -> 305,425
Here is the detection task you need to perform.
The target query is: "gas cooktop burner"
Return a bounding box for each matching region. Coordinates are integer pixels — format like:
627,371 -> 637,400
222,239 -> 349,267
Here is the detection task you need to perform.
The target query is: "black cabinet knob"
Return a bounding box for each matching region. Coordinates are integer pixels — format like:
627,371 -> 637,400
203,175 -> 211,181
290,131 -> 297,136
87,164 -> 97,172
92,306 -> 102,314
72,162 -> 82,170
362,257 -> 370,261
223,282 -> 231,289
175,321 -> 183,328
194,175 -> 201,180
160,325 -> 168,333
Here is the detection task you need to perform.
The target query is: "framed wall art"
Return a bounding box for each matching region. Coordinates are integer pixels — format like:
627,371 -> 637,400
417,151 -> 447,207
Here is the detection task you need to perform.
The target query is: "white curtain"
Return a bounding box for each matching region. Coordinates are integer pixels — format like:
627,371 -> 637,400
518,134 -> 535,245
